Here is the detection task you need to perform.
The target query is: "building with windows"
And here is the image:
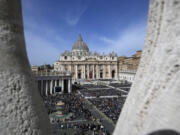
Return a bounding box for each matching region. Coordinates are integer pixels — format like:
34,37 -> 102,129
118,51 -> 142,82
118,70 -> 136,83
54,34 -> 142,81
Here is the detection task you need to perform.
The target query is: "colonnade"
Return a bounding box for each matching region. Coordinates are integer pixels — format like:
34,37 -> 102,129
37,77 -> 72,96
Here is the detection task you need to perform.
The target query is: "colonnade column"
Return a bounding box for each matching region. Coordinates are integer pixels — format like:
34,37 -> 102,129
45,80 -> 48,96
68,79 -> 72,93
50,80 -> 53,94
41,80 -> 43,96
55,80 -> 57,87
54,80 -> 57,94
57,79 -> 59,86
62,79 -> 64,93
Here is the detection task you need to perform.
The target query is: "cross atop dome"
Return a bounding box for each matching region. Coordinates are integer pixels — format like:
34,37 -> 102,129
78,34 -> 83,41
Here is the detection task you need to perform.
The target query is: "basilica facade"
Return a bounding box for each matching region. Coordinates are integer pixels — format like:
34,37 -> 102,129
54,34 -> 119,80
54,34 -> 142,81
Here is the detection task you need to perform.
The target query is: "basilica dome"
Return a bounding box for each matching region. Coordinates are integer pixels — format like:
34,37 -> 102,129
72,34 -> 89,52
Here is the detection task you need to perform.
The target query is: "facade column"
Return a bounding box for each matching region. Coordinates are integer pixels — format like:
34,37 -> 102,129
83,65 -> 86,79
98,65 -> 100,79
103,65 -> 106,79
45,80 -> 48,96
93,65 -> 95,79
109,64 -> 111,79
75,65 -> 78,80
87,64 -> 89,79
62,79 -> 64,93
96,65 -> 99,79
50,80 -> 53,95
81,65 -> 83,79
82,65 -> 84,79
84,65 -> 86,79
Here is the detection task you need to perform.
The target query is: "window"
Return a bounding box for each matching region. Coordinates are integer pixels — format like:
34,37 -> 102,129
64,56 -> 67,60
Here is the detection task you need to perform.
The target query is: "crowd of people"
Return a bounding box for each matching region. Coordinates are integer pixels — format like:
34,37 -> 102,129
79,89 -> 122,98
82,84 -> 108,89
43,94 -> 94,121
78,84 -> 127,124
110,82 -> 131,89
89,97 -> 126,124
52,122 -> 110,135
42,83 -> 130,134
43,94 -> 109,134
109,82 -> 132,92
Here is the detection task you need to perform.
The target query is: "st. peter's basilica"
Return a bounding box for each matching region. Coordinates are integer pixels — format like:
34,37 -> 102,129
54,34 -> 142,81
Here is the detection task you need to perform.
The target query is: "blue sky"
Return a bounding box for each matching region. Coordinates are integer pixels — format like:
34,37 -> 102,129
22,0 -> 149,65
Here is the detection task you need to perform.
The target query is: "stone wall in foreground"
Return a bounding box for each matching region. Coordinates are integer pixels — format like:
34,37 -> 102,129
114,0 -> 180,134
0,0 -> 51,134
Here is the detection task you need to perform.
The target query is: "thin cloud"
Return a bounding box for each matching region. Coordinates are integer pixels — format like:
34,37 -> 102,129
64,7 -> 87,26
99,37 -> 115,45
100,20 -> 147,56
64,0 -> 89,26
24,19 -> 69,65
